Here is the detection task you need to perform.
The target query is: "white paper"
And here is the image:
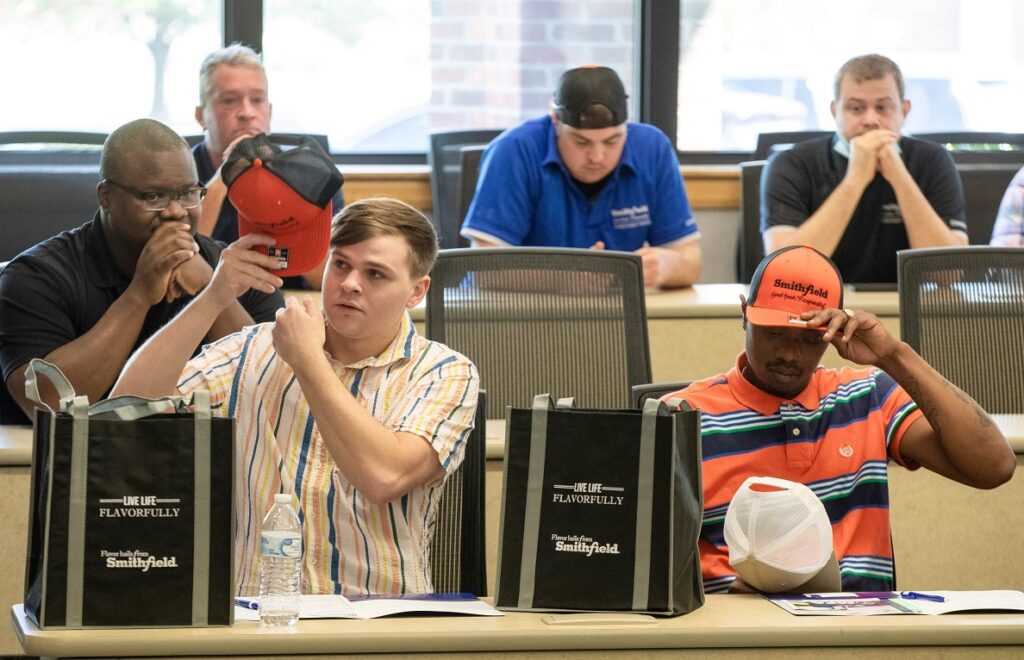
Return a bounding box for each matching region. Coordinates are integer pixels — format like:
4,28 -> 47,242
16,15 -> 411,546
234,593 -> 503,621
766,590 -> 1024,616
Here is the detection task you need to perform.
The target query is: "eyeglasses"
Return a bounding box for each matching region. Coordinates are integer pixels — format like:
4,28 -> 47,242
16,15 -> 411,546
104,180 -> 207,211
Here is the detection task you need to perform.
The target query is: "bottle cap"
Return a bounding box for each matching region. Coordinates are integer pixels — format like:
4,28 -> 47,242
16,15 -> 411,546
274,493 -> 292,503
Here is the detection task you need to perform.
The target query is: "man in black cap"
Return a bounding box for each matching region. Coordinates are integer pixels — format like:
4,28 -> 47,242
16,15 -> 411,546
461,65 -> 702,288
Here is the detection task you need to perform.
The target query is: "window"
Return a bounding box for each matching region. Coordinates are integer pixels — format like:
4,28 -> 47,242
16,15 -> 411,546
263,0 -> 636,153
678,0 -> 1024,151
0,2 -> 221,138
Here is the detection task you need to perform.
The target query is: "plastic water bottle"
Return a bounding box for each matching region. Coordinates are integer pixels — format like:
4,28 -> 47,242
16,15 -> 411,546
258,493 -> 302,626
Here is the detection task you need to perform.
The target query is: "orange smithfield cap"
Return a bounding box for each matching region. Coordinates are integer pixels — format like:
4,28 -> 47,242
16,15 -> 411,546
746,246 -> 844,329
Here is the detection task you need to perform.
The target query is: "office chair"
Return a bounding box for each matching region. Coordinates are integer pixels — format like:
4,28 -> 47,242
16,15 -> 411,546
956,162 -> 1021,244
0,131 -> 107,166
427,129 -> 503,249
631,381 -> 693,408
182,133 -> 331,154
752,131 -> 832,161
0,133 -> 104,261
912,132 -> 1024,164
426,248 -> 652,418
898,246 -> 1024,413
456,145 -> 487,235
429,390 -> 487,595
737,160 -> 767,282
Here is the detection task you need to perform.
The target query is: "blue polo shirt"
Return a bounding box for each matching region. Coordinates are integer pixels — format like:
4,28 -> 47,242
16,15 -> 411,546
461,116 -> 698,250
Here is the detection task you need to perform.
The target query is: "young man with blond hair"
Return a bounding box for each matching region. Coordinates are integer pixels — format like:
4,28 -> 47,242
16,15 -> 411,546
114,197 -> 479,596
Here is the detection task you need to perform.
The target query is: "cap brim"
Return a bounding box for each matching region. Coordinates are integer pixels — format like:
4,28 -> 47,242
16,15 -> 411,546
746,305 -> 827,331
731,550 -> 841,594
789,551 -> 842,593
238,203 -> 331,278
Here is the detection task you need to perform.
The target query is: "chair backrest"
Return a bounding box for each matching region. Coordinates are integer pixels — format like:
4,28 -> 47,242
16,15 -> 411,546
426,248 -> 652,418
456,145 -> 487,235
0,150 -> 101,260
737,160 -> 766,282
631,381 -> 693,408
0,131 -> 107,167
957,162 -> 1021,245
183,133 -> 331,154
912,132 -> 1024,164
753,131 -> 832,161
429,389 -> 487,595
898,246 -> 1024,413
427,129 -> 503,249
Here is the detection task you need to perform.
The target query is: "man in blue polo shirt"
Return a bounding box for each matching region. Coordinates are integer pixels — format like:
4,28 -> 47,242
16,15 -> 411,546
461,66 -> 701,288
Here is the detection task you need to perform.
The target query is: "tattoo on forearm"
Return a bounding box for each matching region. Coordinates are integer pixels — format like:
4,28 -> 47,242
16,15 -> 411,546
909,372 -> 994,434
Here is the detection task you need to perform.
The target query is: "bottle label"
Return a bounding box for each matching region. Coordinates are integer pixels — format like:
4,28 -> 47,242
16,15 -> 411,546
261,530 -> 302,558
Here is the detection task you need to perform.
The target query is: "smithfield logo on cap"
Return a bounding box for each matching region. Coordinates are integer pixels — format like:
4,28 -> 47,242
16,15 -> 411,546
772,278 -> 832,301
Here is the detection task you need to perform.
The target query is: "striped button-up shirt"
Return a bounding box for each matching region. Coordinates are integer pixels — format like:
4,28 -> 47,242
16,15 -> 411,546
178,312 -> 479,596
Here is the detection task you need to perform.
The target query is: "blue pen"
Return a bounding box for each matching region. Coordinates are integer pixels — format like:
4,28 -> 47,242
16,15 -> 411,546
901,591 -> 945,603
235,597 -> 260,610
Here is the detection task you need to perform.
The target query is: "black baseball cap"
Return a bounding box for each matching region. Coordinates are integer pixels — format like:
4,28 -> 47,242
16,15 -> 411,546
553,66 -> 628,129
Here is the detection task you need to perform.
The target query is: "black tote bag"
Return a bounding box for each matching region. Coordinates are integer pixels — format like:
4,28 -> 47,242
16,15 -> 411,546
23,359 -> 234,628
494,394 -> 704,616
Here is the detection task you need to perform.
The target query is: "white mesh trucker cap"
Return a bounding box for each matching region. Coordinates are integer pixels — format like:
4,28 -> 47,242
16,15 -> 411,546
723,476 -> 841,593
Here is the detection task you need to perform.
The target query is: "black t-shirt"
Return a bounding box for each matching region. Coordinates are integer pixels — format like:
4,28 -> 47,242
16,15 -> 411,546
761,135 -> 967,283
0,214 -> 285,423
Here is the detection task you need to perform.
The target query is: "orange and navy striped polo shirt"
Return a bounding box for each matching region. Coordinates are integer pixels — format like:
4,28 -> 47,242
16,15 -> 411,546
177,312 -> 479,597
665,352 -> 923,593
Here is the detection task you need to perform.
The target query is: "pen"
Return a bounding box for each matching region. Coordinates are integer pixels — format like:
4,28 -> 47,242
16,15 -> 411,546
800,592 -> 895,600
901,591 -> 945,603
235,597 -> 259,610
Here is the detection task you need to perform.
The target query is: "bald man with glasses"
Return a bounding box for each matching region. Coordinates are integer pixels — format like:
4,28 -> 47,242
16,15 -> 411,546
0,118 -> 284,423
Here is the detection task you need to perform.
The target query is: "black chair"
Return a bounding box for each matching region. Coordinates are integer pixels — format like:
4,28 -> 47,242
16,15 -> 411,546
752,131 -> 832,161
898,246 -> 1024,414
912,132 -> 1024,164
737,160 -> 767,282
0,131 -> 107,166
429,390 -> 487,595
0,133 -> 104,261
426,248 -> 652,418
183,133 -> 331,154
456,144 -> 487,235
427,129 -> 503,249
956,162 -> 1022,244
631,381 -> 693,408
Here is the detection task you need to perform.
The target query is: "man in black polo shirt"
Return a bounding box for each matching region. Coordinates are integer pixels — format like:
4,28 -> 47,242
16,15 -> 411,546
0,118 -> 284,424
760,53 -> 968,283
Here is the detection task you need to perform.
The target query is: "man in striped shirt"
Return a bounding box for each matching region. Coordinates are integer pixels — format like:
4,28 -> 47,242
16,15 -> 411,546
665,245 -> 1013,593
114,197 -> 479,596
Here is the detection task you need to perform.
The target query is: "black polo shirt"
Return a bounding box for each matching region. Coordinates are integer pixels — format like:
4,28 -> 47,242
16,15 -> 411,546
761,135 -> 967,283
0,213 -> 284,423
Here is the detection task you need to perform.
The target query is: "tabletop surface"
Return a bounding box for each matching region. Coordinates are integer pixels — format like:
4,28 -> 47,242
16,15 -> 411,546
12,596 -> 1024,657
4,414 -> 1021,465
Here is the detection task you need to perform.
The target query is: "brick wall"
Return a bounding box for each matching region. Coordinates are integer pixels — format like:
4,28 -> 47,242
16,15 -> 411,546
430,0 -> 635,131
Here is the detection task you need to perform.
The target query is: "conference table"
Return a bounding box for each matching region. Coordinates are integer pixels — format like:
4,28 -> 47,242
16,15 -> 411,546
11,595 -> 1024,659
4,416 -> 1023,657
